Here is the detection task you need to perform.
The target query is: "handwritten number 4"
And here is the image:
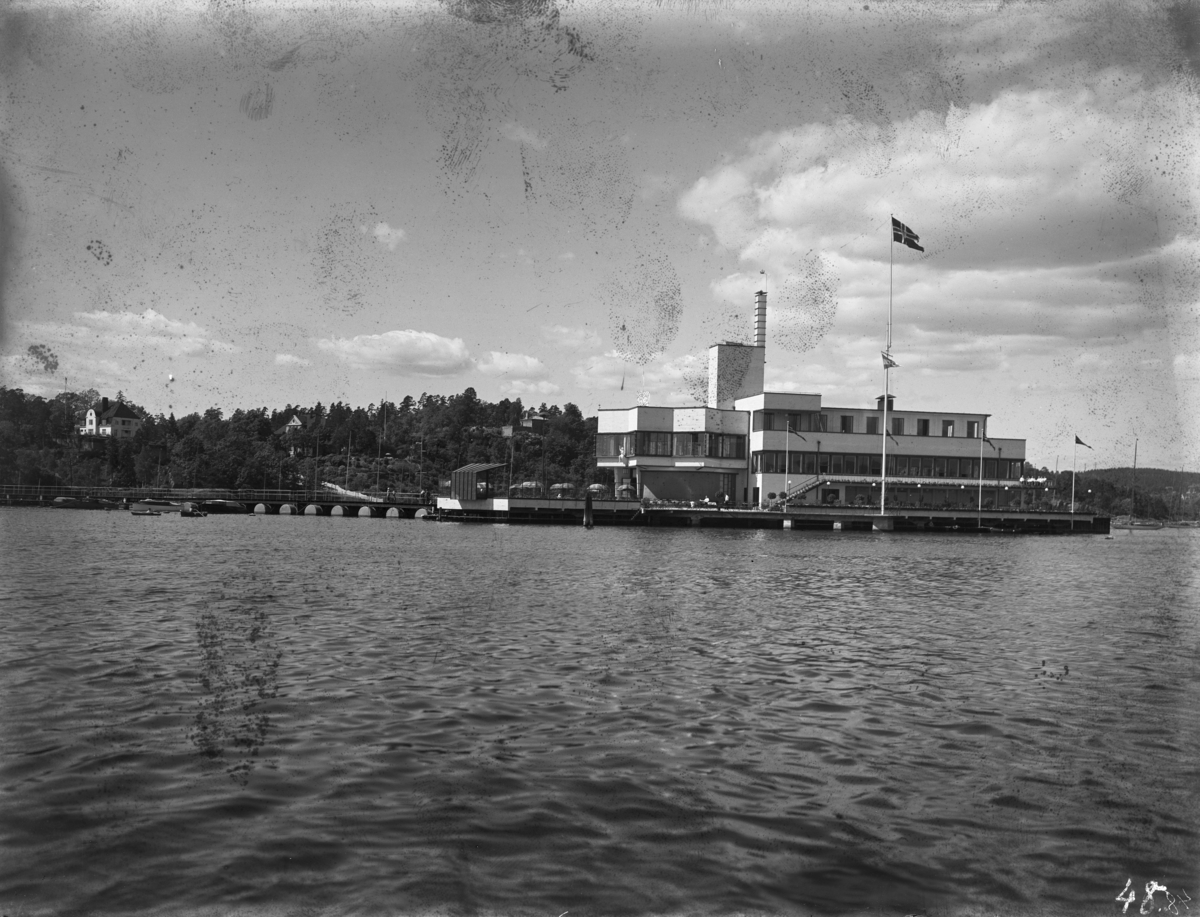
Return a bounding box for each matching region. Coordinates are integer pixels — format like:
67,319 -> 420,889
1119,879 -> 1191,915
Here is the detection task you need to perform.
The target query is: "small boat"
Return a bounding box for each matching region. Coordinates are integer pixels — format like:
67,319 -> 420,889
131,509 -> 161,516
132,498 -> 183,513
52,495 -> 120,510
1110,516 -> 1164,530
199,499 -> 247,514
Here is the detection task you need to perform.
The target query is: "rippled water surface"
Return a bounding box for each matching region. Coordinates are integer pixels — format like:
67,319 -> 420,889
2,509 -> 1198,916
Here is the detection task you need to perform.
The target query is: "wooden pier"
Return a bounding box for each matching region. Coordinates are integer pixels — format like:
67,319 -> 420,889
435,497 -> 1111,534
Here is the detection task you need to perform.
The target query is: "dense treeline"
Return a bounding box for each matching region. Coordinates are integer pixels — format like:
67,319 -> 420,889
0,386 -> 601,495
1049,467 -> 1200,520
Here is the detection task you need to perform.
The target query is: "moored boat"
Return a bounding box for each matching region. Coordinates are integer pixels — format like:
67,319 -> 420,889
52,495 -> 121,510
1111,515 -> 1164,530
198,499 -> 248,514
132,498 -> 183,514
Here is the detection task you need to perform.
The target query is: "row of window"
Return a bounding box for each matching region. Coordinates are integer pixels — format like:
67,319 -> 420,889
751,451 -> 1024,480
596,432 -> 747,459
757,411 -> 981,438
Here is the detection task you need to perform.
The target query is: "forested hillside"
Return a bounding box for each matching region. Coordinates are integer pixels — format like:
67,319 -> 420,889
0,386 -> 599,495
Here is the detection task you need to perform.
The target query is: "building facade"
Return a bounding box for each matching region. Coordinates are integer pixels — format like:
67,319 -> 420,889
598,290 -> 1035,510
79,397 -> 142,439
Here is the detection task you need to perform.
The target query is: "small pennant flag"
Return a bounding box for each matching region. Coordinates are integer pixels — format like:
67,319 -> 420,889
891,217 -> 925,252
882,351 -> 898,368
1075,435 -> 1092,449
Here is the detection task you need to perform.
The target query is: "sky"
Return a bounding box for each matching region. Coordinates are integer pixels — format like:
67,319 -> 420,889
1,0 -> 1199,471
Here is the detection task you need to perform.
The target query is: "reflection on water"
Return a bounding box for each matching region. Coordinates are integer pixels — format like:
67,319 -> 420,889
191,595 -> 282,785
1,510 -> 1197,916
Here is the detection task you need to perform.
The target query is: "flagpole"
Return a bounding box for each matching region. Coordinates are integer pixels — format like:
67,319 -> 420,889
881,217 -> 892,516
1071,437 -> 1077,531
977,430 -> 985,525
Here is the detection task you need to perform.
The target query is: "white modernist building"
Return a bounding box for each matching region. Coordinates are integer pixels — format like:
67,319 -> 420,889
597,290 -> 1033,510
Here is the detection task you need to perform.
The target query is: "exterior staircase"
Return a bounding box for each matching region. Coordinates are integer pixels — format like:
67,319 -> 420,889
773,474 -> 822,507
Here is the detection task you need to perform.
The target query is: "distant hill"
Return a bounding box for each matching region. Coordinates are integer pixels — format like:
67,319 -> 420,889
1079,467 -> 1200,493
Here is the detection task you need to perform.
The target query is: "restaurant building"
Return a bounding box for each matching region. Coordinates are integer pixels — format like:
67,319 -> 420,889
597,290 -> 1034,510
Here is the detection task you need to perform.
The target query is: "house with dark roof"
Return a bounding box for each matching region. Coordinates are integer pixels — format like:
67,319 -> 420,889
274,413 -> 308,456
79,397 -> 142,439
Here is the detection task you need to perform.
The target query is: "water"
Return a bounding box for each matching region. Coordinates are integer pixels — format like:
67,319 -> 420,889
2,508 -> 1198,917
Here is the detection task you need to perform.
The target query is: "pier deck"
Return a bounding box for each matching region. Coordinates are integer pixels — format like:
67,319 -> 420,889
435,497 -> 1111,534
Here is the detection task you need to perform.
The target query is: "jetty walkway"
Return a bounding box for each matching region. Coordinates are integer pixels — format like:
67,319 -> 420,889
1,485 -> 436,518
436,496 -> 1111,534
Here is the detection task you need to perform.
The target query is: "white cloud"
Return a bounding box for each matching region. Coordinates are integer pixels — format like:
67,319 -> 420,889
541,324 -> 601,350
504,379 -> 561,396
500,121 -> 547,150
371,222 -> 405,251
477,351 -> 549,377
274,353 -> 311,366
70,308 -> 238,356
571,351 -> 707,406
317,330 -> 473,375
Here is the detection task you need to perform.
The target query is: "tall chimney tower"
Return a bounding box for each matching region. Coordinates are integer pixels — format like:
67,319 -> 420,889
754,289 -> 767,348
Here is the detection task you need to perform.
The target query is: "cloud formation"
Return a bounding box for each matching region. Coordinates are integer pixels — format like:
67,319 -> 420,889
477,351 -> 549,377
500,121 -> 547,150
317,330 -> 473,375
274,353 -> 311,366
371,222 -> 405,251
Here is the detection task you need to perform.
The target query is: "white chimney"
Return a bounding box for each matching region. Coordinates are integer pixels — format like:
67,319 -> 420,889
754,289 -> 767,348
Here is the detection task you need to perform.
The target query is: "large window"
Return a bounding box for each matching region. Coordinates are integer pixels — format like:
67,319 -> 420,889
942,420 -> 955,437
967,420 -> 979,438
752,451 -> 785,474
596,434 -> 627,457
840,415 -> 855,433
866,416 -> 879,435
892,417 -> 905,436
917,419 -> 931,436
673,433 -> 706,457
636,431 -> 672,456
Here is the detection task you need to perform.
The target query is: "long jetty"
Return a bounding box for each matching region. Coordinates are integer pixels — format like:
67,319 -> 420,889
4,485 -> 1111,532
435,496 -> 1111,534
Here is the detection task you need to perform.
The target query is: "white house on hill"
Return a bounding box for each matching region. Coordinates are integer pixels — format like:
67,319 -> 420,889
79,397 -> 142,439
